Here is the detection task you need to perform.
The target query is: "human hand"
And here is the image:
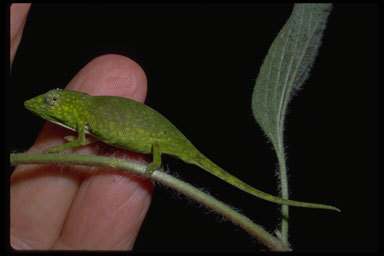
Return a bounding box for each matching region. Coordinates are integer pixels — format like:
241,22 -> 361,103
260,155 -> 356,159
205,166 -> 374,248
10,4 -> 153,250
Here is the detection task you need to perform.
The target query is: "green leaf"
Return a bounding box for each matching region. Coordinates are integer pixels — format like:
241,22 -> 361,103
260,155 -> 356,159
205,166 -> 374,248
252,3 -> 332,149
251,3 -> 333,245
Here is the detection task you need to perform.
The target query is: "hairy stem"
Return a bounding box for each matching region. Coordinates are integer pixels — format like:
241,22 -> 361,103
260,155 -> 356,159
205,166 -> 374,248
10,153 -> 291,251
276,149 -> 289,246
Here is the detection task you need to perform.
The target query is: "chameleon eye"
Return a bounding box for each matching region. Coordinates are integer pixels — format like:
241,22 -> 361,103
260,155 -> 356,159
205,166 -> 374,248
44,91 -> 61,106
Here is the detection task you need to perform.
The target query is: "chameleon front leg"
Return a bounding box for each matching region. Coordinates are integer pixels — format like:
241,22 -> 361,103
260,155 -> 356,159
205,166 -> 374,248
144,142 -> 162,177
43,123 -> 87,153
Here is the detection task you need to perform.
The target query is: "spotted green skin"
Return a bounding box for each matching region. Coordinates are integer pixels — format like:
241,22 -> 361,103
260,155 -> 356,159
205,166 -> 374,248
24,89 -> 340,211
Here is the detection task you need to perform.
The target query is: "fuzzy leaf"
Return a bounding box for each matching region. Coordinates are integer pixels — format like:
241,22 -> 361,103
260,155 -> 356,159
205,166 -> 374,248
252,4 -> 332,151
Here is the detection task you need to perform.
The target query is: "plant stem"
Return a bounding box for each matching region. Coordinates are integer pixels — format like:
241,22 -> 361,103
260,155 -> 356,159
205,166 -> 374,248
10,153 -> 291,251
277,147 -> 289,246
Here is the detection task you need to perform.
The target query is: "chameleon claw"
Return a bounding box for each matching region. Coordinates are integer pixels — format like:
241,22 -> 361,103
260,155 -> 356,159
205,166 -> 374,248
144,162 -> 158,178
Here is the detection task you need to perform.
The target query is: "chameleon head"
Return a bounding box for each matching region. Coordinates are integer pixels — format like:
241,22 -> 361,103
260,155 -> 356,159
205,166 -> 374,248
24,89 -> 89,130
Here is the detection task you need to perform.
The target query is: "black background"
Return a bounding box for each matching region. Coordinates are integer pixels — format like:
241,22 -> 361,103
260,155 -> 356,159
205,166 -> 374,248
8,3 -> 378,252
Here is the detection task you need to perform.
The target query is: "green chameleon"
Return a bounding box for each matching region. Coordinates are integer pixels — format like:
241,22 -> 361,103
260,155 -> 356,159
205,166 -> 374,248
24,89 -> 339,212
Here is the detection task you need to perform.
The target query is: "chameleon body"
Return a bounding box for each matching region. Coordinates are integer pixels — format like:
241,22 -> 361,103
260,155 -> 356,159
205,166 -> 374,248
24,89 -> 339,211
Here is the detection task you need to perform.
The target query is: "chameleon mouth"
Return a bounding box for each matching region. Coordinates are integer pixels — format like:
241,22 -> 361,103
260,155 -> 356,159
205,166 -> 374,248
38,106 -> 50,111
24,101 -> 38,114
24,100 -> 55,123
24,99 -> 33,108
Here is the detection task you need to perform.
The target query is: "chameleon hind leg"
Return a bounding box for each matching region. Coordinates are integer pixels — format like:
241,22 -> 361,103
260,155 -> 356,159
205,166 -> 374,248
144,142 -> 163,178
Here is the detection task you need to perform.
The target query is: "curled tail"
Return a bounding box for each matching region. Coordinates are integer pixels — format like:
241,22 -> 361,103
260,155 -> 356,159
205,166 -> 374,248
192,152 -> 340,212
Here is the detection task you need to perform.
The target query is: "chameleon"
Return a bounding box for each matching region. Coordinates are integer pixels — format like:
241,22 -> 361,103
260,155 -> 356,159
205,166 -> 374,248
24,89 -> 340,212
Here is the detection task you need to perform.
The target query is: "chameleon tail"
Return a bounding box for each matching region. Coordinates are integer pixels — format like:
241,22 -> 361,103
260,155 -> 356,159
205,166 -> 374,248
192,152 -> 340,212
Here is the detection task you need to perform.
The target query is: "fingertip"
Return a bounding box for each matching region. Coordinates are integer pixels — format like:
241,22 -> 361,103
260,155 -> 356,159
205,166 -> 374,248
10,3 -> 32,66
66,54 -> 148,103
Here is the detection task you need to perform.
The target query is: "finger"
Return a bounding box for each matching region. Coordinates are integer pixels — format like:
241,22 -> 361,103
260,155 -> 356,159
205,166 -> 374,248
51,54 -> 153,250
10,3 -> 31,67
11,54 -> 152,250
